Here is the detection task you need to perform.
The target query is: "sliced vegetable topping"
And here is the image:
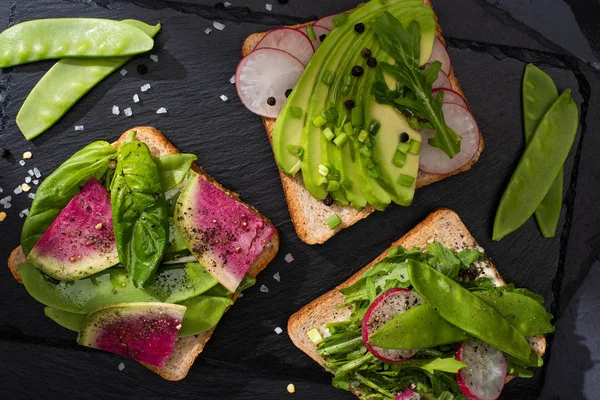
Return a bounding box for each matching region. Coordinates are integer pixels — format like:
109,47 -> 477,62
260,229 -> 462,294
456,340 -> 507,400
254,27 -> 315,66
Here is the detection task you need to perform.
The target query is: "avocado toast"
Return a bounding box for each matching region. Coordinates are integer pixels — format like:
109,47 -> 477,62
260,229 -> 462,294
241,1 -> 484,244
8,126 -> 280,381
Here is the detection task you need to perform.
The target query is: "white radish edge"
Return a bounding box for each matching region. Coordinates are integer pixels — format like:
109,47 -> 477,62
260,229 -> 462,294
433,88 -> 467,109
254,27 -> 314,66
427,37 -> 451,75
456,340 -> 507,400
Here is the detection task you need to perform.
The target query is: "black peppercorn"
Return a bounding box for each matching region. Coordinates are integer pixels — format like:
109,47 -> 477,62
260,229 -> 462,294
319,34 -> 327,42
0,147 -> 9,158
267,97 -> 276,106
354,23 -> 365,33
137,64 -> 148,75
367,57 -> 377,68
351,65 -> 364,77
323,194 -> 334,206
344,100 -> 355,109
285,89 -> 293,98
361,48 -> 371,58
399,132 -> 410,143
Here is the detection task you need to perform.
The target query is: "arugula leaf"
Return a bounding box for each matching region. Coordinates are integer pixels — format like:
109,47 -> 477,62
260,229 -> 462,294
371,12 -> 462,158
426,242 -> 462,280
394,357 -> 467,375
457,248 -> 485,268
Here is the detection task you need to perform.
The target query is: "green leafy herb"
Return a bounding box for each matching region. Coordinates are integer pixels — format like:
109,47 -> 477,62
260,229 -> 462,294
370,12 -> 462,158
426,242 -> 462,280
390,357 -> 467,374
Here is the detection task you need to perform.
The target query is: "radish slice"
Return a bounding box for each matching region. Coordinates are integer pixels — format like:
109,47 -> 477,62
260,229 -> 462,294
255,28 -> 314,66
314,14 -> 336,30
432,69 -> 452,90
235,48 -> 305,119
456,340 -> 507,400
433,88 -> 467,109
418,103 -> 480,175
362,288 -> 424,363
427,37 -> 451,75
396,388 -> 421,400
297,25 -> 330,51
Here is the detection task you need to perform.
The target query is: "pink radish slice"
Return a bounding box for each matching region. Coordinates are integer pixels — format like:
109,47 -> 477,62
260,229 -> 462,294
362,288 -> 424,363
427,37 -> 451,75
418,103 -> 480,175
433,88 -> 467,109
255,28 -> 314,66
297,25 -> 330,51
456,340 -> 507,400
314,14 -> 336,30
235,48 -> 305,119
432,69 -> 452,90
396,388 -> 421,400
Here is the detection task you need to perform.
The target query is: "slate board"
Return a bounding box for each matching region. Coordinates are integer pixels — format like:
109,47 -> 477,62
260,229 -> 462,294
0,1 -> 599,399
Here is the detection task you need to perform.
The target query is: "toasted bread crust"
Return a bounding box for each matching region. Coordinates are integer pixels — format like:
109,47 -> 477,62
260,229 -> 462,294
287,209 -> 545,392
8,126 -> 279,381
241,1 -> 484,244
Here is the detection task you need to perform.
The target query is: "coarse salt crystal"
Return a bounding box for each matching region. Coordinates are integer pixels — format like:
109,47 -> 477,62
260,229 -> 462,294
141,83 -> 151,92
213,21 -> 225,31
33,180 -> 39,185
34,167 -> 41,178
25,176 -> 31,183
223,2 -> 232,7
0,211 -> 6,222
156,107 -> 168,114
274,327 -> 283,334
260,284 -> 269,293
22,151 -> 32,159
124,107 -> 133,117
150,54 -> 159,63
0,197 -> 5,204
120,69 -> 128,76
265,3 -> 273,11
238,293 -> 244,298
4,203 -> 11,209
21,208 -> 29,216
284,253 -> 294,263
204,28 -> 213,35
28,192 -> 35,199
19,160 -> 25,166
74,125 -> 84,131
229,75 -> 235,84
133,94 -> 140,103
273,272 -> 280,282
14,186 -> 22,194
112,105 -> 120,115
28,169 -> 34,176
118,363 -> 125,371
0,187 -> 2,193
220,94 -> 228,102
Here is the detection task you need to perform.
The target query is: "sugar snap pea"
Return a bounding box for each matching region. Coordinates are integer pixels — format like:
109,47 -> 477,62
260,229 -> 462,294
407,260 -> 534,361
16,20 -> 160,140
44,307 -> 85,332
522,64 -> 562,237
177,295 -> 234,337
0,18 -> 154,68
493,89 -> 578,240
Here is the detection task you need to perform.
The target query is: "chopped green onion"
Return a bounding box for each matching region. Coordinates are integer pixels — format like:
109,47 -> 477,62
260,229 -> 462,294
397,173 -> 415,187
306,26 -> 316,41
307,328 -> 324,345
327,180 -> 340,192
323,127 -> 335,141
318,164 -> 330,177
367,163 -> 380,178
323,107 -> 339,123
290,106 -> 303,119
317,176 -> 328,186
343,122 -> 354,136
397,142 -> 411,154
334,133 -> 348,147
332,13 -> 348,27
408,139 -> 422,155
287,144 -> 304,158
351,106 -> 363,127
341,176 -> 354,189
367,120 -> 381,135
313,115 -> 327,127
341,85 -> 351,95
326,213 -> 342,229
343,75 -> 352,86
359,145 -> 372,157
392,150 -> 407,168
357,129 -> 369,143
322,70 -> 336,86
289,160 -> 302,175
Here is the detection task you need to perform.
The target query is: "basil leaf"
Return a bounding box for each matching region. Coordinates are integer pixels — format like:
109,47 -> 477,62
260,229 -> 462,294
154,153 -> 197,191
111,140 -> 169,287
21,141 -> 116,255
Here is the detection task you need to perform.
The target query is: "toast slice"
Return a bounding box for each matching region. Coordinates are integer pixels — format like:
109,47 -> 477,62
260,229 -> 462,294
242,0 -> 484,244
287,208 -> 546,393
7,126 -> 280,381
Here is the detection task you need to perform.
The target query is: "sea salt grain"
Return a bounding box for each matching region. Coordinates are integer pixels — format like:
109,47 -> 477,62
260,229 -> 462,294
133,94 -> 140,103
14,186 -> 22,194
33,180 -> 39,185
274,327 -> 283,334
118,363 -> 125,371
284,253 -> 294,263
204,28 -> 213,35
120,69 -> 128,76
74,125 -> 84,131
25,176 -> 31,184
19,160 -> 25,166
265,3 -> 273,11
112,105 -> 120,115
28,169 -> 34,176
156,107 -> 168,114
223,2 -> 232,7
124,107 -> 133,117
229,75 -> 235,84
273,272 -> 280,282
28,193 -> 35,199
34,167 -> 41,178
4,203 -> 11,209
220,94 -> 228,102
213,21 -> 225,31
260,284 -> 269,293
150,54 -> 159,63
141,83 -> 152,92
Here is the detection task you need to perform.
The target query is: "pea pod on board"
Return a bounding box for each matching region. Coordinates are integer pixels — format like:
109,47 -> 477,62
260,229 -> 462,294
16,20 -> 160,140
0,18 -> 154,68
522,64 -> 562,238
493,89 -> 578,240
44,307 -> 85,332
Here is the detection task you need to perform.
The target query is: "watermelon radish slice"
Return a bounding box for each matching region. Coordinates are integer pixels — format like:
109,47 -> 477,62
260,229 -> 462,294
236,48 -> 305,119
297,25 -> 330,51
456,340 -> 507,400
418,103 -> 480,175
28,178 -> 118,281
174,171 -> 277,292
362,288 -> 424,363
427,37 -> 451,75
396,388 -> 421,400
254,28 -> 314,66
78,302 -> 186,366
433,88 -> 467,109
432,69 -> 452,90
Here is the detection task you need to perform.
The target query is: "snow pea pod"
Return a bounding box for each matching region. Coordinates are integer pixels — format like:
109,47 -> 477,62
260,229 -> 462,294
16,20 -> 160,140
407,260 -> 534,362
522,64 -> 562,237
177,295 -> 233,337
0,18 -> 154,68
45,307 -> 85,332
493,90 -> 578,240
18,262 -> 218,314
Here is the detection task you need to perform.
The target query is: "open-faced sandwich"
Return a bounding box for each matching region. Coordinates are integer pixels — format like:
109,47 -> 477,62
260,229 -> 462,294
237,0 -> 483,244
7,127 -> 279,381
288,209 -> 553,399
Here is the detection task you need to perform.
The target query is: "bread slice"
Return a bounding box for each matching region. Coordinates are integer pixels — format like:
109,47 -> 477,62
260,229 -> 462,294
7,126 -> 280,381
241,0 -> 484,244
288,208 -> 546,393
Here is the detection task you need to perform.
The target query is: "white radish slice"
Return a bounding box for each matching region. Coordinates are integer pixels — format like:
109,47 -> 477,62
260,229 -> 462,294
432,69 -> 452,90
427,37 -> 451,75
314,14 -> 336,30
456,340 -> 507,400
433,88 -> 467,109
418,103 -> 480,175
396,388 -> 421,400
362,288 -> 424,363
235,48 -> 305,119
255,28 -> 314,66
297,25 -> 330,51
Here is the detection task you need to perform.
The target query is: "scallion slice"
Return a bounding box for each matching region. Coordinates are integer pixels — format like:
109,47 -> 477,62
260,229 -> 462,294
351,106 -> 364,127
326,213 -> 342,229
397,173 -> 415,187
313,115 -> 327,127
334,133 -> 348,147
327,180 -> 340,192
367,163 -> 380,178
287,144 -> 304,158
367,120 -> 380,135
323,127 -> 335,141
392,150 -> 406,168
341,176 -> 354,189
290,106 -> 303,119
322,70 -> 336,86
343,122 -> 354,136
397,142 -> 411,154
332,13 -> 348,27
408,139 -> 422,155
306,26 -> 316,41
357,129 -> 369,143
318,164 -> 330,176
323,107 -> 339,123
359,145 -> 372,158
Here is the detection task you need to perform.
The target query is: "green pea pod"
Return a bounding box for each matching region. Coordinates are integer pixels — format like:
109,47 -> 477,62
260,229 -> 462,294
16,20 -> 160,140
45,307 -> 85,332
407,260 -> 534,362
177,295 -> 233,337
155,154 -> 198,192
19,262 -> 218,314
21,141 -> 116,254
369,303 -> 471,349
493,90 -> 578,240
111,139 -> 169,287
0,18 -> 155,68
522,64 -> 562,238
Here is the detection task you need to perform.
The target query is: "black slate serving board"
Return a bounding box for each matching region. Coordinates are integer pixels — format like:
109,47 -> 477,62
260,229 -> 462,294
1,1 -> 599,399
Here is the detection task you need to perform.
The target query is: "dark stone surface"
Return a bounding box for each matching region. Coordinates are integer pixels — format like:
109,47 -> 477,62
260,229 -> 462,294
0,1 -> 598,399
